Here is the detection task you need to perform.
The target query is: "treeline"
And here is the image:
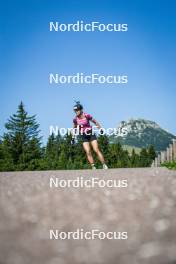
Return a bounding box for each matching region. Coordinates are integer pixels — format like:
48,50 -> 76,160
0,102 -> 156,171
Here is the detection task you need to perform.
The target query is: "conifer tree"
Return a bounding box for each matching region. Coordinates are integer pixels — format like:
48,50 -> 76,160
3,102 -> 42,169
139,148 -> 149,167
147,145 -> 156,162
130,149 -> 139,167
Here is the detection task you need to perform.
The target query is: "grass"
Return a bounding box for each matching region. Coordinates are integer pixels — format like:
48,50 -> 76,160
161,162 -> 176,170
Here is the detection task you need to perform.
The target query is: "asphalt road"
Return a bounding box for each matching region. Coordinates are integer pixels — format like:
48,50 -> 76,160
0,168 -> 176,264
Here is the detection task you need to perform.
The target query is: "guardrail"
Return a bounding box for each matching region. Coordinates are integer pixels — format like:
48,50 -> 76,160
151,139 -> 176,167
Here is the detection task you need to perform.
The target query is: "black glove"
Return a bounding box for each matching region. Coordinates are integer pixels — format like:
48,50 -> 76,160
99,128 -> 104,135
71,138 -> 75,145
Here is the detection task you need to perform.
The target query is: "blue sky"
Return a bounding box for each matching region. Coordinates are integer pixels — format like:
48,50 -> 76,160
1,0 -> 176,143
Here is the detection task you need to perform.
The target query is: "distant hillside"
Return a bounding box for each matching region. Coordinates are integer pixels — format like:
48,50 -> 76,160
109,119 -> 176,152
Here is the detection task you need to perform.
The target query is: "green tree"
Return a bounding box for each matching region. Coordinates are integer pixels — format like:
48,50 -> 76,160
139,148 -> 150,167
3,102 -> 42,170
98,134 -> 110,165
108,143 -> 124,167
147,145 -> 156,164
130,149 -> 140,167
44,132 -> 62,169
0,139 -> 14,171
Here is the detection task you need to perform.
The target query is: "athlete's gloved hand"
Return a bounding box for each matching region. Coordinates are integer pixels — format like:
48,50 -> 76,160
99,128 -> 105,135
71,138 -> 75,145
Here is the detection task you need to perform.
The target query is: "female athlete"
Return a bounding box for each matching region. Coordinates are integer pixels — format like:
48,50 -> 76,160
72,101 -> 108,169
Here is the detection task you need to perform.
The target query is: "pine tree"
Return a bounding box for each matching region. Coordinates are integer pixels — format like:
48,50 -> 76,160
130,149 -> 140,167
108,143 -> 124,167
46,133 -> 56,161
139,148 -> 149,167
147,145 -> 156,162
0,139 -> 14,171
3,102 -> 42,169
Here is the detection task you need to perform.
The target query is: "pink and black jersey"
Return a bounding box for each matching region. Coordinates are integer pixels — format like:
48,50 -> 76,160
73,113 -> 93,133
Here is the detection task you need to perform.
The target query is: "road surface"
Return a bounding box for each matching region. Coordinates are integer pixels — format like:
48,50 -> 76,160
0,168 -> 176,264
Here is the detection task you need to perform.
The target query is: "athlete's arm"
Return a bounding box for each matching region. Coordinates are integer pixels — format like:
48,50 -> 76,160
85,113 -> 103,129
91,118 -> 102,129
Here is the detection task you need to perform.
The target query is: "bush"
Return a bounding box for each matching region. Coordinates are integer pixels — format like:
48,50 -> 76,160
161,162 -> 176,170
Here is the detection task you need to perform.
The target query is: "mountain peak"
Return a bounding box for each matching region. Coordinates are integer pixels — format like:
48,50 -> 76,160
118,118 -> 160,135
110,118 -> 176,151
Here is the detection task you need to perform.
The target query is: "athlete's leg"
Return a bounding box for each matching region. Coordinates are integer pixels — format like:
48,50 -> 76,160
83,142 -> 94,165
90,140 -> 105,164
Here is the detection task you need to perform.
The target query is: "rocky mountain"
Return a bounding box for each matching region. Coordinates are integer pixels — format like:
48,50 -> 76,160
109,119 -> 176,152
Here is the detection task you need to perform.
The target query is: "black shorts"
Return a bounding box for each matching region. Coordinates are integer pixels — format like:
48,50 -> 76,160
80,131 -> 97,143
